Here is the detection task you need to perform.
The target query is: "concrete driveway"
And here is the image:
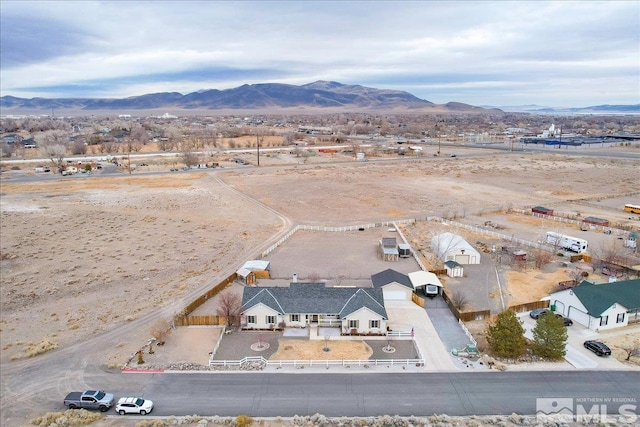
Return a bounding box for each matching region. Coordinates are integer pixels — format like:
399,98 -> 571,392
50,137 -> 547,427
518,313 -> 633,369
384,300 -> 458,371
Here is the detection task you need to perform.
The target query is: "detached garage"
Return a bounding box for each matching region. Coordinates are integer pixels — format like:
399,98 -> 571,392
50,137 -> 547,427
371,269 -> 414,301
431,233 -> 481,265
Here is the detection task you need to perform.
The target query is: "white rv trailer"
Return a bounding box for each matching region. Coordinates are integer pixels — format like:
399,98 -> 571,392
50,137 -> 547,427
546,231 -> 588,253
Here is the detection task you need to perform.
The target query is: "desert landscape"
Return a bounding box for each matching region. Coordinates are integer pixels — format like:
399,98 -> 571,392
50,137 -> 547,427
2,144 -> 640,426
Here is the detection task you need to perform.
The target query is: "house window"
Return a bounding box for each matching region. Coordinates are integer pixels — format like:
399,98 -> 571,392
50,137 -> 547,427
266,315 -> 276,325
349,319 -> 359,329
600,316 -> 608,326
290,314 -> 300,322
247,315 -> 256,324
617,313 -> 625,323
370,320 -> 379,329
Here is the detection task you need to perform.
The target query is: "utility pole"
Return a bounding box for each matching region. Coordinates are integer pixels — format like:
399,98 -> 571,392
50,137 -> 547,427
256,132 -> 260,166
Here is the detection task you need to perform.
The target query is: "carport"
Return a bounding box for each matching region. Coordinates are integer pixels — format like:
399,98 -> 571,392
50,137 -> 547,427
408,271 -> 443,296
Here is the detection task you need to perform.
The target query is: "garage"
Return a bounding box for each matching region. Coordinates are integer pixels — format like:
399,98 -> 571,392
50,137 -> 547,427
454,254 -> 470,264
383,289 -> 408,300
567,306 -> 591,328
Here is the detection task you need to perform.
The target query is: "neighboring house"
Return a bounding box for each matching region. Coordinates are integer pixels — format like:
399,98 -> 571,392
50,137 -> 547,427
549,279 -> 640,331
431,232 -> 481,264
241,283 -> 387,334
531,206 -> 554,216
2,134 -> 21,145
444,260 -> 463,278
408,270 -> 444,297
379,237 -> 399,261
371,268 -> 414,301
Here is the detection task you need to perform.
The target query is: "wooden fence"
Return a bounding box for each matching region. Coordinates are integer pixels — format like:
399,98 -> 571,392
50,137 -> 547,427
411,292 -> 425,308
570,253 -> 592,263
173,273 -> 237,327
412,291 -> 489,321
441,291 -> 491,321
507,300 -> 550,313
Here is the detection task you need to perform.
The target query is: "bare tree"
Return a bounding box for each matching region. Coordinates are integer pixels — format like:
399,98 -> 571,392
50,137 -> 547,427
622,340 -> 640,361
36,130 -> 69,169
72,139 -> 87,155
180,140 -> 200,168
216,291 -> 242,327
130,124 -> 149,145
531,249 -> 553,269
448,288 -> 468,311
307,272 -> 321,283
283,131 -> 295,145
150,318 -> 172,345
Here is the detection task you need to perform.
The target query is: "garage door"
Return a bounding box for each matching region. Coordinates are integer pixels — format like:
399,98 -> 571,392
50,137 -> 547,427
383,290 -> 407,300
567,306 -> 591,328
454,254 -> 470,264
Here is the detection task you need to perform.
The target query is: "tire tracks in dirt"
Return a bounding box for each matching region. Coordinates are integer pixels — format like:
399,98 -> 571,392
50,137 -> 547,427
0,172 -> 295,424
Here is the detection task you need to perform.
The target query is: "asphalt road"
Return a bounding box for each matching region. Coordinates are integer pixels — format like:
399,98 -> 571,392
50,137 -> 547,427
100,371 -> 640,418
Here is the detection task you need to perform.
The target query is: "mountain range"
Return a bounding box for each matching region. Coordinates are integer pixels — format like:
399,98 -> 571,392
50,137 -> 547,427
0,81 -> 495,113
484,104 -> 640,114
3,82 -> 636,114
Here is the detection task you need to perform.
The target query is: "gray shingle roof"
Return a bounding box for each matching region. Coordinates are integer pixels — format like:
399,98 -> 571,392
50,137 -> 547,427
242,283 -> 387,319
370,269 -> 412,289
572,279 -> 640,317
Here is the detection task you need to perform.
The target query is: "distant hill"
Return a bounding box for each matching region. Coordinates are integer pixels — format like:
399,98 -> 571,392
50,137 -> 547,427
0,81 -> 498,113
484,104 -> 640,114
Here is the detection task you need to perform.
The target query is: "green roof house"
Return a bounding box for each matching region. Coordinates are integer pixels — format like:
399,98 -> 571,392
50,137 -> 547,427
550,279 -> 640,331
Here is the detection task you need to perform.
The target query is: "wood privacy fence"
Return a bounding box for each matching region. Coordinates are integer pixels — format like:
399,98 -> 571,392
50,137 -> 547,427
508,300 -> 550,313
441,291 -> 491,321
413,290 -> 490,321
173,273 -> 237,327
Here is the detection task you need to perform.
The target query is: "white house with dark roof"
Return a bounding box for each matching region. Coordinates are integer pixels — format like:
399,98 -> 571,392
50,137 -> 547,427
549,279 -> 640,331
241,283 -> 388,334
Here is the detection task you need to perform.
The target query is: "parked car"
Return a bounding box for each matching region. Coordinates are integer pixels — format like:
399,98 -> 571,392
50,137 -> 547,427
554,313 -> 573,326
64,390 -> 115,412
115,397 -> 154,415
584,340 -> 611,357
529,308 -> 549,319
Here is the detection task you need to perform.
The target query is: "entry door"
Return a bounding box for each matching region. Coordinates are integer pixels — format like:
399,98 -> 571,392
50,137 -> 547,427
311,315 -> 318,323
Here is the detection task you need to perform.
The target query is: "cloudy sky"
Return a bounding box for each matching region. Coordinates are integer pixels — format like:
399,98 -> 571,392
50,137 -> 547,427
1,1 -> 638,107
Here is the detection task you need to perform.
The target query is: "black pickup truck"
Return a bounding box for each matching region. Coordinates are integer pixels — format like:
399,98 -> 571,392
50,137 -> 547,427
63,390 -> 115,412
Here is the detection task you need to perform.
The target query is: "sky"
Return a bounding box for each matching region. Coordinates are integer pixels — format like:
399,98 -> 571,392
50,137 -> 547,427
1,1 -> 639,107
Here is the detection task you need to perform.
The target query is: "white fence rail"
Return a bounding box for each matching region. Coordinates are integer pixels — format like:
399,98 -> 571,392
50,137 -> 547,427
428,216 -> 549,251
209,355 -> 424,368
458,319 -> 477,346
261,219 -> 416,258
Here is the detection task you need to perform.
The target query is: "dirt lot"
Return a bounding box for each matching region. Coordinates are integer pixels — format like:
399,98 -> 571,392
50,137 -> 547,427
2,150 -> 639,367
2,148 -> 640,427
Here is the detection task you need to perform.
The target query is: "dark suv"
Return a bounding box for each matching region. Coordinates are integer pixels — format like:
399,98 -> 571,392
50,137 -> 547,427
554,313 -> 573,326
584,340 -> 611,356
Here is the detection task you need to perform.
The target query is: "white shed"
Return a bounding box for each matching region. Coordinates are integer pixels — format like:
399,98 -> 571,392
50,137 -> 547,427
444,260 -> 464,277
431,233 -> 481,265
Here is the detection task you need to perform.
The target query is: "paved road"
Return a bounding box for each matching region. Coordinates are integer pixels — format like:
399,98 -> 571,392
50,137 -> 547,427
99,371 -> 640,418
